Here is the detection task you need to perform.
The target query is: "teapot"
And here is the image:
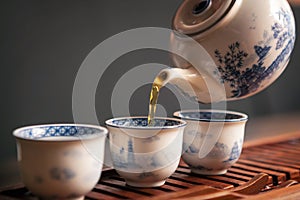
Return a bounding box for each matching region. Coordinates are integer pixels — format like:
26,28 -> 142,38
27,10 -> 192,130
159,0 -> 296,103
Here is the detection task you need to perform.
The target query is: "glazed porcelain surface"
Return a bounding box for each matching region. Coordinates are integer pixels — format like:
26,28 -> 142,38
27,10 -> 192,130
106,117 -> 186,187
167,0 -> 296,103
13,124 -> 108,200
174,110 -> 247,175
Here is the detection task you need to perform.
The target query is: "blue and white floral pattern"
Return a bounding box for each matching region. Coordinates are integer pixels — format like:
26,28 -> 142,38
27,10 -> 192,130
178,111 -> 246,122
214,8 -> 295,98
16,125 -> 102,139
110,118 -> 181,127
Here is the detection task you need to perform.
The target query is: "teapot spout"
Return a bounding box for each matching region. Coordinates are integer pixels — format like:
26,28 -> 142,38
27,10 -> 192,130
158,67 -> 226,104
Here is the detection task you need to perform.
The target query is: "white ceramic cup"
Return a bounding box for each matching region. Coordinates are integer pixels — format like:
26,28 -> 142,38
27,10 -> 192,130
105,117 -> 186,187
13,124 -> 108,200
174,110 -> 248,175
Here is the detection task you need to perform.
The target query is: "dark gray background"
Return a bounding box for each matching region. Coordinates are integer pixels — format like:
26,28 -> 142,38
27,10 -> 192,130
1,0 -> 299,187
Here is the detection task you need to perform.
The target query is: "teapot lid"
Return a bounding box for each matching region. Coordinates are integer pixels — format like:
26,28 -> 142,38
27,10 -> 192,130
172,0 -> 235,35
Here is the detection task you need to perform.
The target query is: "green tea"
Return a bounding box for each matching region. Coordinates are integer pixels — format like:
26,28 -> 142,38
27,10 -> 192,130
148,71 -> 168,125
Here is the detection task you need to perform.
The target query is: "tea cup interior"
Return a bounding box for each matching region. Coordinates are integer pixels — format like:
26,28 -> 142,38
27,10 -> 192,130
174,110 -> 248,122
106,117 -> 185,128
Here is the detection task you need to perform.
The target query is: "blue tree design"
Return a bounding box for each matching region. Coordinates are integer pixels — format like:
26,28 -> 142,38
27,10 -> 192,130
214,42 -> 271,97
214,42 -> 252,97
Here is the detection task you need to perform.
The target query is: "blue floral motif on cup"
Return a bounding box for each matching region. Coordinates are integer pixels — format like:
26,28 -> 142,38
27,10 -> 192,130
179,111 -> 244,121
19,125 -> 100,139
111,118 -> 181,127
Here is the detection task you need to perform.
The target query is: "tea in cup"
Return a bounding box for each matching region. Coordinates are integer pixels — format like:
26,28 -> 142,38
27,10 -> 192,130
174,110 -> 248,175
13,124 -> 108,200
105,117 -> 186,187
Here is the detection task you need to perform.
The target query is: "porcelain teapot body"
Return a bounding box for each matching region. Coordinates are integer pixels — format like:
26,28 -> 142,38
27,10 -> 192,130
166,0 -> 295,103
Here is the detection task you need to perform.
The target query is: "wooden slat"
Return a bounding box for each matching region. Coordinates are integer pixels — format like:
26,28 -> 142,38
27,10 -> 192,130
242,155 -> 300,171
242,147 -> 300,162
100,180 -> 153,197
148,184 -> 247,200
222,172 -> 252,182
147,185 -> 222,200
242,148 -> 300,165
263,144 -> 300,155
94,183 -> 151,199
157,182 -> 184,192
232,163 -> 286,185
205,175 -> 247,186
227,168 -> 273,185
187,193 -> 245,200
86,190 -> 119,200
274,143 -> 300,150
164,178 -> 194,188
246,184 -> 300,200
170,173 -> 233,189
238,159 -> 300,179
176,167 -> 247,187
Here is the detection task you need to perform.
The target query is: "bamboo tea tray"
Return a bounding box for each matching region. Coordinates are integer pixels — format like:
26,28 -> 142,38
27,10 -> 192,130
2,131 -> 300,200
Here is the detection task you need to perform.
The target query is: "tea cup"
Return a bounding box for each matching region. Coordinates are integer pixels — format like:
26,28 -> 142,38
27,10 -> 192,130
174,110 -> 248,175
105,117 -> 186,187
13,124 -> 108,200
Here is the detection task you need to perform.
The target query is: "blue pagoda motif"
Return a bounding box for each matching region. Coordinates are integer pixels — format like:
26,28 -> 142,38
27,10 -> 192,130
224,142 -> 240,163
207,142 -> 228,158
111,151 -> 127,169
254,45 -> 271,62
127,139 -> 135,165
110,139 -> 137,169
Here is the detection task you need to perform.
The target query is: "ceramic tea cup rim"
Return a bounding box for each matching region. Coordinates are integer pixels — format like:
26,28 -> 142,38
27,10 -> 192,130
105,116 -> 186,130
173,109 -> 248,123
13,123 -> 108,142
